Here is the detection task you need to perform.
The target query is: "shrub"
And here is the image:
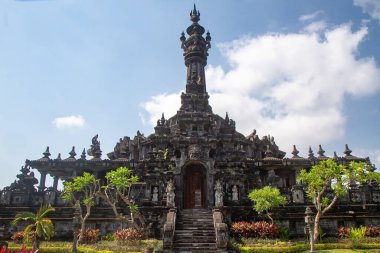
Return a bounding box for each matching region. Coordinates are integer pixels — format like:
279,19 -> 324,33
338,225 -> 380,239
365,225 -> 380,237
277,225 -> 289,240
101,233 -> 115,241
10,231 -> 38,246
78,228 -> 100,244
338,226 -> 350,238
114,228 -> 145,244
0,246 -> 36,253
11,232 -> 24,244
231,221 -> 253,238
350,226 -> 366,242
231,221 -> 279,239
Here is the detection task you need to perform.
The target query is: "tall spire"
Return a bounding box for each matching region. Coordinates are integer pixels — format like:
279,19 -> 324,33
180,5 -> 211,95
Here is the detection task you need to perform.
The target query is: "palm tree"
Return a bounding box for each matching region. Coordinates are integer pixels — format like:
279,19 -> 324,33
12,204 -> 55,251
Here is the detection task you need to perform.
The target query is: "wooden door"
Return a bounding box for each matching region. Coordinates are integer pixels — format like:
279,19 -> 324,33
183,166 -> 206,209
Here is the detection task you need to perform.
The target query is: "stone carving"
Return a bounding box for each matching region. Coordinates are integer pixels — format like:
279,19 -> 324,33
213,209 -> 228,250
163,208 -> 176,249
291,186 -> 305,204
152,186 -> 158,202
188,144 -> 203,160
232,185 -> 239,201
0,188 -> 11,205
44,188 -> 56,205
166,180 -> 175,207
87,134 -> 102,159
214,180 -> 224,207
108,136 -> 131,159
373,192 -> 380,203
351,191 -> 362,203
267,169 -> 280,187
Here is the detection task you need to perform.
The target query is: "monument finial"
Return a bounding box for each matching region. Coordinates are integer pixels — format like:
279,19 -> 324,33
190,4 -> 200,22
292,145 -> 300,158
43,146 -> 51,159
308,146 -> 315,159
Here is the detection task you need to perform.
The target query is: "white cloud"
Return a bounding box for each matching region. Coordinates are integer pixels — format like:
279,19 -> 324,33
141,23 -> 380,156
354,0 -> 380,21
303,21 -> 327,33
52,115 -> 85,129
140,92 -> 182,126
299,10 -> 324,22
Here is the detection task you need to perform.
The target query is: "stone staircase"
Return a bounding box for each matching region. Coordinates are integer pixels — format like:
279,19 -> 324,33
172,208 -> 217,253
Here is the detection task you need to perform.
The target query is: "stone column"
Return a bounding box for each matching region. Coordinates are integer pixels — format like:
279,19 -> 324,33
53,176 -> 59,190
38,171 -> 47,192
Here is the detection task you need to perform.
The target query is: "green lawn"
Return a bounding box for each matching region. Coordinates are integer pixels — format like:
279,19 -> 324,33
302,250 -> 380,253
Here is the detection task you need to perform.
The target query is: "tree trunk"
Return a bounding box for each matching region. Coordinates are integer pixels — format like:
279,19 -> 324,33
77,213 -> 90,246
267,213 -> 274,224
313,212 -> 321,242
33,237 -> 40,252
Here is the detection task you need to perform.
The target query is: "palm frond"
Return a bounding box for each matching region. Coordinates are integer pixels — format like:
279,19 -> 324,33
37,222 -> 45,238
23,224 -> 35,242
37,204 -> 55,218
40,219 -> 54,240
12,212 -> 35,225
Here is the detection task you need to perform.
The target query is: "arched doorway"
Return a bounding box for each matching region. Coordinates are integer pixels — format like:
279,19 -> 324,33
183,164 -> 207,209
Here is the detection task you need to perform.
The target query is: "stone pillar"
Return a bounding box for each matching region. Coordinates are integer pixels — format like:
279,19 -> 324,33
53,176 -> 59,190
38,171 -> 47,192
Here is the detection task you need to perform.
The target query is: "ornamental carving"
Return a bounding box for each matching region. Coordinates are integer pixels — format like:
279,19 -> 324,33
188,144 -> 204,160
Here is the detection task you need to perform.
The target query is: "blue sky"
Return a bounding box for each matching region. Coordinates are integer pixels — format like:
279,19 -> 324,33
1,0 -> 380,189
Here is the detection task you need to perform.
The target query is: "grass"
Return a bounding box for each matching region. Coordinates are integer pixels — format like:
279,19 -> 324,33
303,250 -> 380,253
6,239 -> 162,253
234,239 -> 380,253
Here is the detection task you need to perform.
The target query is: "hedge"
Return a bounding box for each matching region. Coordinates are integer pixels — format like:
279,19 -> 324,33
7,247 -> 141,253
239,243 -> 380,253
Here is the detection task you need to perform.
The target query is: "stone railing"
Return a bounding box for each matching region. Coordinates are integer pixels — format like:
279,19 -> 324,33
163,207 -> 176,249
213,208 -> 228,250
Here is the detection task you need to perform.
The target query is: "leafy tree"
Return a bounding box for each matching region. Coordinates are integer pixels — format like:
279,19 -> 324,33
297,159 -> 380,241
98,166 -> 146,230
248,186 -> 287,224
61,172 -> 99,245
12,204 -> 55,251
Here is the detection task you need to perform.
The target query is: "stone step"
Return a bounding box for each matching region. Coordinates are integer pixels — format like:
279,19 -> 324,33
173,209 -> 217,252
176,226 -> 214,229
175,229 -> 214,233
172,249 -> 217,253
175,234 -> 215,238
177,217 -> 213,221
174,238 -> 215,243
173,242 -> 216,247
175,231 -> 214,236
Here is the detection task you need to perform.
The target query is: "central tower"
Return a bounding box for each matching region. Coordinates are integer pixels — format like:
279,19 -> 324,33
179,5 -> 212,113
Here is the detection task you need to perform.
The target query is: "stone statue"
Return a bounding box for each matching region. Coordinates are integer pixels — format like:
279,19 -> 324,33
152,186 -> 158,202
232,185 -> 239,201
267,169 -> 280,187
166,180 -> 175,207
214,180 -> 224,207
87,134 -> 102,159
44,188 -> 56,205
